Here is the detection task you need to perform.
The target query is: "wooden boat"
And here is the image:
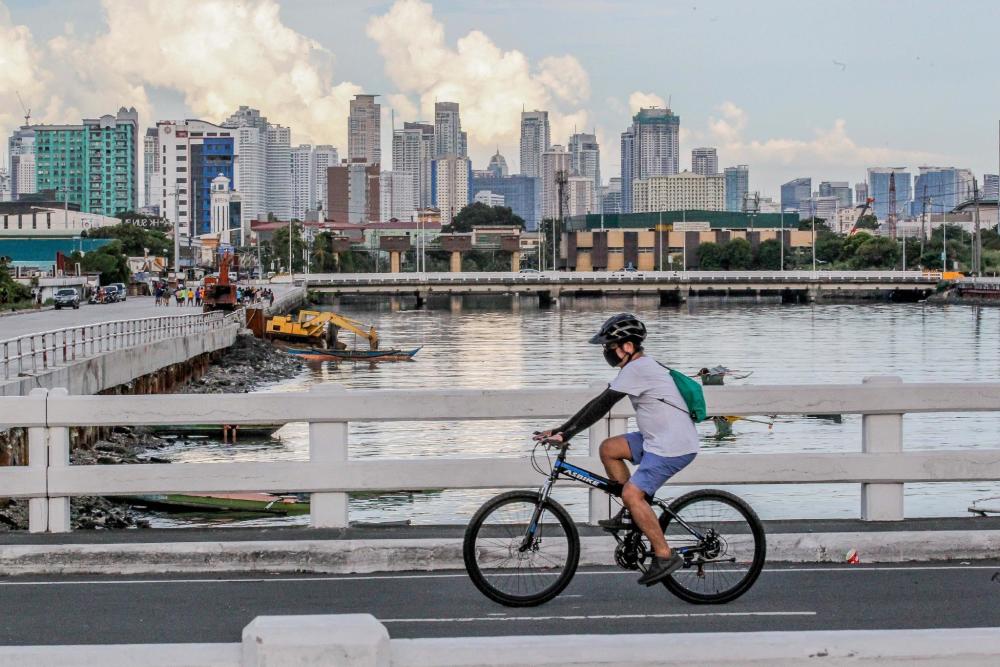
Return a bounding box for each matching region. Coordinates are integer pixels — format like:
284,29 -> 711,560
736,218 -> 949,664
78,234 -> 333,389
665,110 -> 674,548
126,492 -> 309,515
148,424 -> 280,438
283,346 -> 421,362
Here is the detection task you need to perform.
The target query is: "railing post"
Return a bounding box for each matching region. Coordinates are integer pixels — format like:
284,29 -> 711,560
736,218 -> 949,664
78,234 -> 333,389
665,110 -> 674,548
587,382 -> 611,525
861,376 -> 904,521
309,384 -> 349,528
46,387 -> 72,532
27,388 -> 49,533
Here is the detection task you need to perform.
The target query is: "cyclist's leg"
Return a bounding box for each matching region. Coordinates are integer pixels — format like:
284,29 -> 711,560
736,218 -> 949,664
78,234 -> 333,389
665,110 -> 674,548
624,453 -> 698,558
598,432 -> 642,485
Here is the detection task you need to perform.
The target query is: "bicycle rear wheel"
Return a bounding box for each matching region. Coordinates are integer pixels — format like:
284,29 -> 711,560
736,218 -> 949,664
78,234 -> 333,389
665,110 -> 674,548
463,490 -> 579,607
659,489 -> 766,604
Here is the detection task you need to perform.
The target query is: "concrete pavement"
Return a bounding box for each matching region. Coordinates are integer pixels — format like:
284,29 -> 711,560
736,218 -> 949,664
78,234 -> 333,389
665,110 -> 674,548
0,562 -> 998,645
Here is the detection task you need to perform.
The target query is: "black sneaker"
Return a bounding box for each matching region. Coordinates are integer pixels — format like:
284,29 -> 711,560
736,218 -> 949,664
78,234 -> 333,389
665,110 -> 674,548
597,508 -> 631,531
637,553 -> 684,586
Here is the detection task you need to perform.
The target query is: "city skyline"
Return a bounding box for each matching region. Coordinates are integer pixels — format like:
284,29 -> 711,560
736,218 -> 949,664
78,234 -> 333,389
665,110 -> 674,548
2,0 -> 999,200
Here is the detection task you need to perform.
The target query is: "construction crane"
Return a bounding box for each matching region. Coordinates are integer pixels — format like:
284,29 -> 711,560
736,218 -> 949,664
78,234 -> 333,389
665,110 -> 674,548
848,197 -> 875,236
266,310 -> 380,351
15,91 -> 30,126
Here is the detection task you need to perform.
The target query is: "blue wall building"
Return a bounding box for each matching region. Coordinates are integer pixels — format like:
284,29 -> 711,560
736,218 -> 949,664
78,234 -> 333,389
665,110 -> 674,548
190,137 -> 235,235
469,175 -> 540,230
867,169 -> 912,220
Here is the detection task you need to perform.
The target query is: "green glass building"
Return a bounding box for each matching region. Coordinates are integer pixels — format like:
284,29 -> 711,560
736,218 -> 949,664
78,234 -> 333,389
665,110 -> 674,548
32,107 -> 139,217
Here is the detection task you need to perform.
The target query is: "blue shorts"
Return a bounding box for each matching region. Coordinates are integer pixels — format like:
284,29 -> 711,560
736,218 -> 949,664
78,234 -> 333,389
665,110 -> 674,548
625,432 -> 696,498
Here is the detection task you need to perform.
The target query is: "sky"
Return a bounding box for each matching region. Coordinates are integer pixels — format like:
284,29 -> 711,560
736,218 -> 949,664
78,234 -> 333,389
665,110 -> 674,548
3,0 -> 999,199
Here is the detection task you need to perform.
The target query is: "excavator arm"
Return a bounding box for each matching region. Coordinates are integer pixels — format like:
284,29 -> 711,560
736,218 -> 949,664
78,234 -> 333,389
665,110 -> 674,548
293,310 -> 379,350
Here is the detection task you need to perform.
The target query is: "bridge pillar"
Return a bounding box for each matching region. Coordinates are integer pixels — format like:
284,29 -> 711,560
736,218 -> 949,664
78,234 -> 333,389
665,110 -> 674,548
389,251 -> 401,274
510,251 -> 521,273
414,291 -> 425,309
449,251 -> 462,273
450,294 -> 463,313
389,296 -> 401,312
807,286 -> 821,302
861,376 -> 904,521
538,290 -> 553,308
511,293 -> 521,312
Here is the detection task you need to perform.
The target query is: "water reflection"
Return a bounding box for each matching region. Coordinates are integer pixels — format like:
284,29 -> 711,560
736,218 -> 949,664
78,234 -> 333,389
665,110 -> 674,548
152,299 -> 1000,526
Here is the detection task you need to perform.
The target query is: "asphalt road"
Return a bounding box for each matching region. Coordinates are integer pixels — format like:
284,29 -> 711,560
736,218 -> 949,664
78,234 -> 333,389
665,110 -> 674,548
1,562 -> 999,645
1,297 -> 190,339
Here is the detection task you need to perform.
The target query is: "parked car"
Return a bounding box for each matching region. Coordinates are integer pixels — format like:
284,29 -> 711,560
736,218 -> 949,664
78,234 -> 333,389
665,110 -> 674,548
53,288 -> 80,310
107,283 -> 127,301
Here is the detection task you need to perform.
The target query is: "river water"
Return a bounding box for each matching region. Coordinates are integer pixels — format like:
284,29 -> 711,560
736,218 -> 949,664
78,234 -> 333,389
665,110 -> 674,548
152,298 -> 1000,527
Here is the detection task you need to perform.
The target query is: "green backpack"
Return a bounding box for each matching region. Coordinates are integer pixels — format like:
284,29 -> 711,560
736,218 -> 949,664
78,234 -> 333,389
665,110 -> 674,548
657,363 -> 709,423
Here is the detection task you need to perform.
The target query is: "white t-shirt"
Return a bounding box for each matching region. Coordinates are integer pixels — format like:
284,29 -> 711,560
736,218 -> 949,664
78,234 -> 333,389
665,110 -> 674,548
609,355 -> 700,458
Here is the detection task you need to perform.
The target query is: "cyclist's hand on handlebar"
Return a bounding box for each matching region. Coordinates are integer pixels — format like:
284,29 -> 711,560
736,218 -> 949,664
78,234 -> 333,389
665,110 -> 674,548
532,430 -> 566,445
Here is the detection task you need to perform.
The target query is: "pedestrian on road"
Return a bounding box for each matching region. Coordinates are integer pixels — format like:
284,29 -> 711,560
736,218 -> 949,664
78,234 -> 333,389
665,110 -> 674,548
268,289 -> 274,307
186,288 -> 194,307
195,287 -> 202,307
175,288 -> 184,306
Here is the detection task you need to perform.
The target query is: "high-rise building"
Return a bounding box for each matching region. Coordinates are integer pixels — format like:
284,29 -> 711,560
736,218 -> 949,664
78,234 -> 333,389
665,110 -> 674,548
379,170 -> 416,221
265,124 -> 291,220
312,145 -> 338,215
819,181 -> 852,209
984,174 -> 999,201
519,110 -> 550,178
31,107 -> 140,216
222,106 -> 293,223
7,127 -> 36,200
348,94 -> 381,165
855,182 -> 869,205
724,165 -> 749,212
0,168 -> 9,203
157,119 -> 237,238
434,102 -> 465,158
469,174 -> 540,230
912,166 -> 975,216
797,195 -> 839,224
290,145 -> 313,221
392,122 -> 434,208
602,177 -> 623,215
620,106 -> 680,213
432,155 -> 472,226
780,178 -> 812,213
632,172 -> 725,213
143,128 -> 160,210
487,150 -> 509,178
541,145 -> 571,221
568,132 -> 600,196
474,190 -> 505,207
867,168 -> 912,220
328,160 -> 380,224
691,147 -> 718,176
566,175 -> 597,216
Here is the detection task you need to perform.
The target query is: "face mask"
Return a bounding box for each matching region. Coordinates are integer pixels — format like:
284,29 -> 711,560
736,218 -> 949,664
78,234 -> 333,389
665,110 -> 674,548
603,345 -> 621,367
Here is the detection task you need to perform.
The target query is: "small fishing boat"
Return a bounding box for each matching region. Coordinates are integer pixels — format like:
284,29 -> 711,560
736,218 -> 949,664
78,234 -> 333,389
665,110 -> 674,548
148,424 -> 280,438
968,496 -> 1000,516
283,346 -> 421,362
127,492 -> 309,515
696,366 -> 754,386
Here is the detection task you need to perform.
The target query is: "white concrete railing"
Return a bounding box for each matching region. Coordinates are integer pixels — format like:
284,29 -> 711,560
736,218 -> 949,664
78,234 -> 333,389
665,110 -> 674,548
4,377 -> 1000,534
2,615 -> 1000,666
305,270 -> 942,285
0,310 -> 243,381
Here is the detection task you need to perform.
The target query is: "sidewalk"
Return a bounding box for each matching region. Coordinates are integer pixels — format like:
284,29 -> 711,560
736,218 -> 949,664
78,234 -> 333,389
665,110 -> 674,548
1,517 -> 998,576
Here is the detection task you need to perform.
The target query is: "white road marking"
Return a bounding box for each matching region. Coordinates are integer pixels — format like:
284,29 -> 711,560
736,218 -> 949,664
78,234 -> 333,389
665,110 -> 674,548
381,611 -> 818,623
0,564 -> 995,587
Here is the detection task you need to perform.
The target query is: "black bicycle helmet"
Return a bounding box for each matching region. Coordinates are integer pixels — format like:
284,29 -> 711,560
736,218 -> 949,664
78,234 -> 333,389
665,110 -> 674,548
589,313 -> 647,346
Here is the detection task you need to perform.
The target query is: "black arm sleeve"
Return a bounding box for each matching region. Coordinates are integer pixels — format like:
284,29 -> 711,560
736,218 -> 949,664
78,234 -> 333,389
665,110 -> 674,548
555,386 -> 627,441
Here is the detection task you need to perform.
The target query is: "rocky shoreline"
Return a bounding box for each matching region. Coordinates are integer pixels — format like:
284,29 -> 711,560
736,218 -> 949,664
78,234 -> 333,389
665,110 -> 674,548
0,335 -> 304,531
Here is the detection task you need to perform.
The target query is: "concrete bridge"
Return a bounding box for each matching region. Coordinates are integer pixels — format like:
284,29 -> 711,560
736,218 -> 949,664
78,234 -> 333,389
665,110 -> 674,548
1,379 -> 999,663
305,270 -> 941,306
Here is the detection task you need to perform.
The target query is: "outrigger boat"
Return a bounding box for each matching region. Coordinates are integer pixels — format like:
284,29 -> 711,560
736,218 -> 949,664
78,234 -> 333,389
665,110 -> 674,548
127,492 -> 309,515
968,496 -> 1000,516
282,345 -> 421,362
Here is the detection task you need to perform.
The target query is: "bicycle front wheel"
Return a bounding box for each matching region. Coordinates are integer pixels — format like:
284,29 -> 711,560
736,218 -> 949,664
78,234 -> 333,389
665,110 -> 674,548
463,490 -> 580,607
660,489 -> 766,604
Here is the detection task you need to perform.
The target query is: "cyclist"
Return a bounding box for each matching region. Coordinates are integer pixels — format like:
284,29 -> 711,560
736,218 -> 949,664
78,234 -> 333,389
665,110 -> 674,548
533,313 -> 699,586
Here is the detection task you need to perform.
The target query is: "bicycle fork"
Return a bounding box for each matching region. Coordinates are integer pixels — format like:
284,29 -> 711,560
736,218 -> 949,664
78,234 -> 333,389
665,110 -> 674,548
518,478 -> 555,552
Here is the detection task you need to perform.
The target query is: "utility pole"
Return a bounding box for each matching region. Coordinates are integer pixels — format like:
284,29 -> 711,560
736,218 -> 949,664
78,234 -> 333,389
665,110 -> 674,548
172,190 -> 181,283
779,210 -> 785,271
811,200 -> 817,272
554,169 -> 567,272
288,218 -> 294,281
973,177 -> 982,276
887,171 -> 898,240
920,183 -> 928,266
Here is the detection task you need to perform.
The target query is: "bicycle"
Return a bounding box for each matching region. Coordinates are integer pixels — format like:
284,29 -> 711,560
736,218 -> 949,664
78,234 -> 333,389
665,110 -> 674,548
463,437 -> 766,607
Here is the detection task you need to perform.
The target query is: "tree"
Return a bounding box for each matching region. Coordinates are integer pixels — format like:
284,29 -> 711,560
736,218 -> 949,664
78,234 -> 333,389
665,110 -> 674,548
67,240 -> 131,285
814,234 -> 844,265
85,223 -> 172,260
697,242 -> 724,270
850,236 -> 899,269
0,258 -> 32,305
722,238 -> 753,270
269,222 -> 306,272
854,215 -> 879,231
755,239 -> 782,270
448,202 -> 525,233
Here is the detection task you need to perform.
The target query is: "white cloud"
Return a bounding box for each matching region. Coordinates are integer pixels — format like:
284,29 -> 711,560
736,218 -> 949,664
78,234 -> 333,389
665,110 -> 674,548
0,0 -> 361,154
628,91 -> 667,114
366,0 -> 591,171
0,3 -> 50,139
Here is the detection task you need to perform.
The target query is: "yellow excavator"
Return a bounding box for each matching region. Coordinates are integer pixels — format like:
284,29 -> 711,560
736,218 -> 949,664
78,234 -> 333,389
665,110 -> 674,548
265,310 -> 379,351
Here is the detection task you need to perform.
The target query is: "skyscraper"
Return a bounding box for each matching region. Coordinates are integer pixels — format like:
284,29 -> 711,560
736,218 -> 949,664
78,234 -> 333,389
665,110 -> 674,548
912,166 -> 975,216
867,168 -> 912,220
632,172 -> 725,213
855,182 -> 869,205
328,161 -> 380,224
620,106 -> 680,213
487,150 -> 509,178
348,94 -> 381,165
265,124 -> 291,220
392,122 -> 434,208
431,155 -> 472,225
143,128 -> 160,211
434,102 -> 465,158
31,107 -> 140,216
519,110 -> 550,178
312,145 -> 338,215
568,132 -> 600,196
8,127 -> 36,200
691,148 -> 718,176
290,145 -> 313,221
380,170 -> 416,221
818,181 -> 852,209
984,174 -> 999,201
723,165 -> 749,212
780,178 -> 812,213
541,145 -> 571,221
223,106 -> 293,222
602,177 -> 623,215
